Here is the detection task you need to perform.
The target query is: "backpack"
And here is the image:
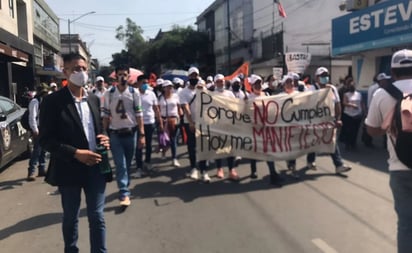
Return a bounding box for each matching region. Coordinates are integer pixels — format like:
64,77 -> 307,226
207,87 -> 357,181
383,83 -> 412,168
21,98 -> 39,131
21,109 -> 30,131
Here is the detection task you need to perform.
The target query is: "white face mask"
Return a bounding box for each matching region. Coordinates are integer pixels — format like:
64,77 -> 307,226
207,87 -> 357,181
69,71 -> 88,87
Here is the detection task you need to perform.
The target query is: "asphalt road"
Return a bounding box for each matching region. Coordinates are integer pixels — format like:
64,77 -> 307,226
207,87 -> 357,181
0,141 -> 396,253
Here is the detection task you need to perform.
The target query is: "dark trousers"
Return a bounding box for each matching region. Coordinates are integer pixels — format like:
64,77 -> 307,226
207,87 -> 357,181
342,113 -> 362,147
250,160 -> 277,175
184,123 -> 196,169
136,124 -> 155,168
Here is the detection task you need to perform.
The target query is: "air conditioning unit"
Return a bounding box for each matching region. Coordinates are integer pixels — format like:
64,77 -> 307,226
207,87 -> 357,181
346,0 -> 368,11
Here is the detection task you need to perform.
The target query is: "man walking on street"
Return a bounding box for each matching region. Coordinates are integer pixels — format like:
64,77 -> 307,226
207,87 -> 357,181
102,65 -> 145,207
26,84 -> 48,181
366,49 -> 412,253
39,53 -> 110,253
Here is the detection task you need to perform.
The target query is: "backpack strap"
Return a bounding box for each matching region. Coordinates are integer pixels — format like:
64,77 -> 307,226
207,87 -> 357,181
383,83 -> 403,100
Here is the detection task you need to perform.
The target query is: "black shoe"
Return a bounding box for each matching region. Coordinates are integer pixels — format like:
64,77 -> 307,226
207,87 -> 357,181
270,174 -> 282,187
27,172 -> 36,181
250,172 -> 258,179
38,171 -> 46,177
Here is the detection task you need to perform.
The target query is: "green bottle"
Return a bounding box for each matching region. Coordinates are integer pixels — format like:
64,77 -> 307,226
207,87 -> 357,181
96,144 -> 111,174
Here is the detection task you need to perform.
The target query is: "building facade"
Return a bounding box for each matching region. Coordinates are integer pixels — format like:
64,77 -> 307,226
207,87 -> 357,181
32,0 -> 63,85
332,0 -> 411,89
0,0 -> 34,102
197,0 -> 353,84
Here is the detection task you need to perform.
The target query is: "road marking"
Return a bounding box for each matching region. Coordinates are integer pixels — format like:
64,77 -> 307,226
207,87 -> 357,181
312,238 -> 339,253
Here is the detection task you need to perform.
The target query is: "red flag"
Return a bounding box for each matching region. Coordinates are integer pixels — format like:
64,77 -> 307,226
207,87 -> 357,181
274,0 -> 287,18
148,73 -> 157,87
225,62 -> 251,92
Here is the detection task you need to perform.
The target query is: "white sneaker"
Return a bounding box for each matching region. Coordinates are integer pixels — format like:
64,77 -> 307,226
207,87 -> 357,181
172,159 -> 181,167
202,173 -> 211,183
131,169 -> 143,178
336,165 -> 352,174
189,168 -> 199,180
307,162 -> 317,170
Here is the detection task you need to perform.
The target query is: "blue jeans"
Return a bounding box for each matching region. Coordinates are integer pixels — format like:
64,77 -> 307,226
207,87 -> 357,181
110,131 -> 136,198
390,170 -> 412,253
28,136 -> 46,174
59,168 -> 106,253
136,124 -> 155,168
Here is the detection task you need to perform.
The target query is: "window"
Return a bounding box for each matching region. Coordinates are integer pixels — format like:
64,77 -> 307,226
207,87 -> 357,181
9,0 -> 14,18
0,97 -> 18,115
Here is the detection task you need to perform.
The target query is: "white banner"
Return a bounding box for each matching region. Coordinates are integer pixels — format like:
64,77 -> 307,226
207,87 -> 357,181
285,52 -> 311,74
195,89 -> 336,161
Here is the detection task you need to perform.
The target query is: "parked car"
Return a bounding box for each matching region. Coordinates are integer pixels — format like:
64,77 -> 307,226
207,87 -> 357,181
0,96 -> 31,169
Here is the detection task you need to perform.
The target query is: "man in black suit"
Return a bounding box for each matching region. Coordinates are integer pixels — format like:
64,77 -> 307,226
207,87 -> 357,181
39,53 -> 110,253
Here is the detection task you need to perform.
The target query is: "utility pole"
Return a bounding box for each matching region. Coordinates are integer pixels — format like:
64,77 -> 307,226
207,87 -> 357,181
226,0 -> 231,74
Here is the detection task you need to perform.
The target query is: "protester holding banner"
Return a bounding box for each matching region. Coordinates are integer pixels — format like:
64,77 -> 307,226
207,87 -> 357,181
246,74 -> 282,186
308,67 -> 352,174
212,74 -> 240,181
263,75 -> 281,95
179,67 -> 209,183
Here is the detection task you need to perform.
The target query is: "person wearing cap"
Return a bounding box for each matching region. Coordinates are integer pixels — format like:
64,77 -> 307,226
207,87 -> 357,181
172,77 -> 184,94
91,76 -> 107,101
26,84 -> 49,181
49,82 -> 58,93
263,75 -> 280,95
231,77 -> 248,99
366,49 -> 412,253
179,67 -> 208,182
154,78 -> 165,97
206,75 -> 215,91
130,74 -> 161,178
158,80 -> 182,168
212,74 -> 239,181
246,74 -> 282,186
308,67 -> 352,174
278,75 -> 302,178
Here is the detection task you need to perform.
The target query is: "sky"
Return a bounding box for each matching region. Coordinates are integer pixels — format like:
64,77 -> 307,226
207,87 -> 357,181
45,0 -> 215,66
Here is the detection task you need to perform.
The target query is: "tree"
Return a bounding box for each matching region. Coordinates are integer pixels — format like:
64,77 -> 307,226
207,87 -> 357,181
114,18 -> 146,68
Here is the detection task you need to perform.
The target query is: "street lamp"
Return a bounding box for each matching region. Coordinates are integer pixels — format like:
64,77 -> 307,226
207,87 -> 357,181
68,11 -> 96,53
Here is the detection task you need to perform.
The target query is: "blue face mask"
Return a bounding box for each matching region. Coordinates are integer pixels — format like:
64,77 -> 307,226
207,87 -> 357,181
319,76 -> 329,85
141,83 -> 149,91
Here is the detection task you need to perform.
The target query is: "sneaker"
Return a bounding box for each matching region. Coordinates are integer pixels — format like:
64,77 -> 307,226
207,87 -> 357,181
172,159 -> 181,167
27,172 -> 36,181
119,196 -> 131,206
307,162 -> 317,170
287,165 -> 299,179
189,168 -> 199,180
336,165 -> 352,174
229,169 -> 240,181
216,168 -> 224,179
202,173 -> 211,183
131,169 -> 143,178
250,172 -> 258,179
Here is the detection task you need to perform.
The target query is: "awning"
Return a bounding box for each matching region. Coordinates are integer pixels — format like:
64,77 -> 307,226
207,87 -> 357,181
35,66 -> 65,78
0,43 -> 29,62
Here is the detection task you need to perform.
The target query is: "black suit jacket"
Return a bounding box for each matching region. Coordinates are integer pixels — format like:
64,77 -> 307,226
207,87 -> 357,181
39,86 -> 103,186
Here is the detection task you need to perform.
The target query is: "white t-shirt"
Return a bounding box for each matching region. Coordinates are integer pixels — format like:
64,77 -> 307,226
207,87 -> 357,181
232,90 -> 248,99
365,79 -> 412,171
140,90 -> 158,124
159,93 -> 180,118
179,86 -> 197,122
102,86 -> 143,130
343,91 -> 363,117
367,83 -> 379,108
